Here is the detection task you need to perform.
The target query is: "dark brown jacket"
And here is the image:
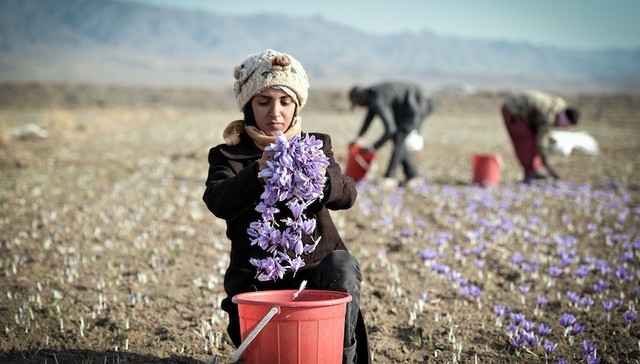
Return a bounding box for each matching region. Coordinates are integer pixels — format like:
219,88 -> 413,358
203,132 -> 356,279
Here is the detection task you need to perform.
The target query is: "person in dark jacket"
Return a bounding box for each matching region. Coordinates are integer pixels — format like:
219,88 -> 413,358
349,82 -> 434,187
501,90 -> 580,183
203,49 -> 370,364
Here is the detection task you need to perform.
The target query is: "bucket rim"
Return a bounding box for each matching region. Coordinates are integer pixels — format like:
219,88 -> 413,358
232,289 -> 352,307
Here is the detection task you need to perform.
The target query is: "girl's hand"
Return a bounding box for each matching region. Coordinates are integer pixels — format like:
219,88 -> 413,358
258,150 -> 274,172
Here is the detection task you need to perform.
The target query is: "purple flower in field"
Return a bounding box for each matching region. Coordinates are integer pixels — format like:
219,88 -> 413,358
469,284 -> 482,298
558,254 -> 575,267
611,298 -> 623,308
510,312 -> 525,326
509,335 -> 527,350
432,262 -> 450,275
543,339 -> 557,354
399,228 -> 414,237
574,264 -> 590,279
582,341 -> 600,364
459,286 -> 470,297
616,213 -> 627,223
624,310 -> 636,325
494,305 -> 511,326
579,296 -> 594,310
419,248 -> 436,261
494,305 -> 508,317
549,265 -> 563,278
537,295 -> 549,306
511,252 -> 524,265
618,250 -> 634,263
615,265 -> 628,280
572,322 -> 585,335
475,259 -> 485,269
522,320 -> 536,332
559,313 -> 576,328
519,285 -> 530,295
522,330 -> 538,346
538,323 -> 552,336
449,270 -> 462,282
566,291 -> 580,306
593,279 -> 610,293
602,300 -> 615,312
585,354 -> 601,364
557,359 -> 568,364
594,259 -> 611,275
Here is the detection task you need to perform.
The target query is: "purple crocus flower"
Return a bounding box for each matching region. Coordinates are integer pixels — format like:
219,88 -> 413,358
566,291 -> 580,307
522,330 -> 538,347
510,312 -> 525,326
593,279 -> 610,293
572,322 -> 585,335
419,248 -> 437,261
537,295 -> 549,306
602,300 -> 615,312
249,133 -> 329,281
574,264 -> 590,279
549,265 -> 563,278
624,310 -> 636,325
582,341 -> 600,364
543,339 -> 557,354
559,313 -> 576,328
522,320 -> 536,332
538,323 -> 552,336
469,284 -> 482,298
509,335 -> 527,350
579,296 -> 594,310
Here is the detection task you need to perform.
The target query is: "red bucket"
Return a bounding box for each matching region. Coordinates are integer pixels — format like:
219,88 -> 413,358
231,289 -> 352,364
344,143 -> 375,182
472,153 -> 502,187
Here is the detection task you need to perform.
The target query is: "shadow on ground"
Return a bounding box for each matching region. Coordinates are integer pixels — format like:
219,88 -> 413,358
0,349 -> 217,364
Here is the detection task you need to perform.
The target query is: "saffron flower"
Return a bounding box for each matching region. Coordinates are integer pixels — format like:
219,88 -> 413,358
582,340 -> 600,364
248,133 -> 329,281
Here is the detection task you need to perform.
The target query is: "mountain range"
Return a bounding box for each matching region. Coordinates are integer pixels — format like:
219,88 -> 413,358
1,0 -> 639,92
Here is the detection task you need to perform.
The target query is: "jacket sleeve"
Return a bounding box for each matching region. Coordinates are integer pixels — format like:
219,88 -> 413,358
309,134 -> 357,212
370,98 -> 396,150
202,147 -> 263,221
357,109 -> 376,138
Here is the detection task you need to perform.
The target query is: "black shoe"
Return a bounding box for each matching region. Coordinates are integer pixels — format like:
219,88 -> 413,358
522,172 -> 547,184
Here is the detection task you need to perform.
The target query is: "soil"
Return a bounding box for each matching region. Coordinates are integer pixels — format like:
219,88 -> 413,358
1,84 -> 639,363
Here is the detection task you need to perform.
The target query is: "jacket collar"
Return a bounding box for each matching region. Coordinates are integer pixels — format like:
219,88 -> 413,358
219,134 -> 262,160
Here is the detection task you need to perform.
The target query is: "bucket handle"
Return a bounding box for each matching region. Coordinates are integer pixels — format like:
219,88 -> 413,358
354,153 -> 370,170
231,306 -> 280,363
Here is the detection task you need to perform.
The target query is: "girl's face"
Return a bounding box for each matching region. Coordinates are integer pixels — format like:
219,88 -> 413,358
251,88 -> 297,136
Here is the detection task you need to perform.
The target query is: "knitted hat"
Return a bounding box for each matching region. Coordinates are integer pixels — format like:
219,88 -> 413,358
233,49 -> 309,111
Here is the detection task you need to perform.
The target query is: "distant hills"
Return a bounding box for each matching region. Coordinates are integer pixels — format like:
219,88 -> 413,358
1,0 -> 639,92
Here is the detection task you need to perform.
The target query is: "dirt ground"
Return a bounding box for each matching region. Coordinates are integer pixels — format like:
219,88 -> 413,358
1,85 -> 639,363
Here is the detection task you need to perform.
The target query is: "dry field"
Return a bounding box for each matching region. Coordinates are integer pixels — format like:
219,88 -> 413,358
1,84 -> 639,363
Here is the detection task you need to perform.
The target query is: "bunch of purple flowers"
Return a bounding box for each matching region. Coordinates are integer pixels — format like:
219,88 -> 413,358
248,132 -> 329,281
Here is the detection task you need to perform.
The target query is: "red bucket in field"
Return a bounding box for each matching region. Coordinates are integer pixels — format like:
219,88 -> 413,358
231,289 -> 352,364
472,153 -> 502,187
344,143 -> 375,182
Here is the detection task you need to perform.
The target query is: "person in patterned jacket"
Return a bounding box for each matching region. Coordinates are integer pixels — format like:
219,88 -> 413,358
501,90 -> 580,183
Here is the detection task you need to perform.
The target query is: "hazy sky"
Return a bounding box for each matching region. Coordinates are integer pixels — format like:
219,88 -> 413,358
124,0 -> 639,50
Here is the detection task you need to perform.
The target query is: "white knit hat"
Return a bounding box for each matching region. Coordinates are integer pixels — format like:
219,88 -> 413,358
233,49 -> 310,111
